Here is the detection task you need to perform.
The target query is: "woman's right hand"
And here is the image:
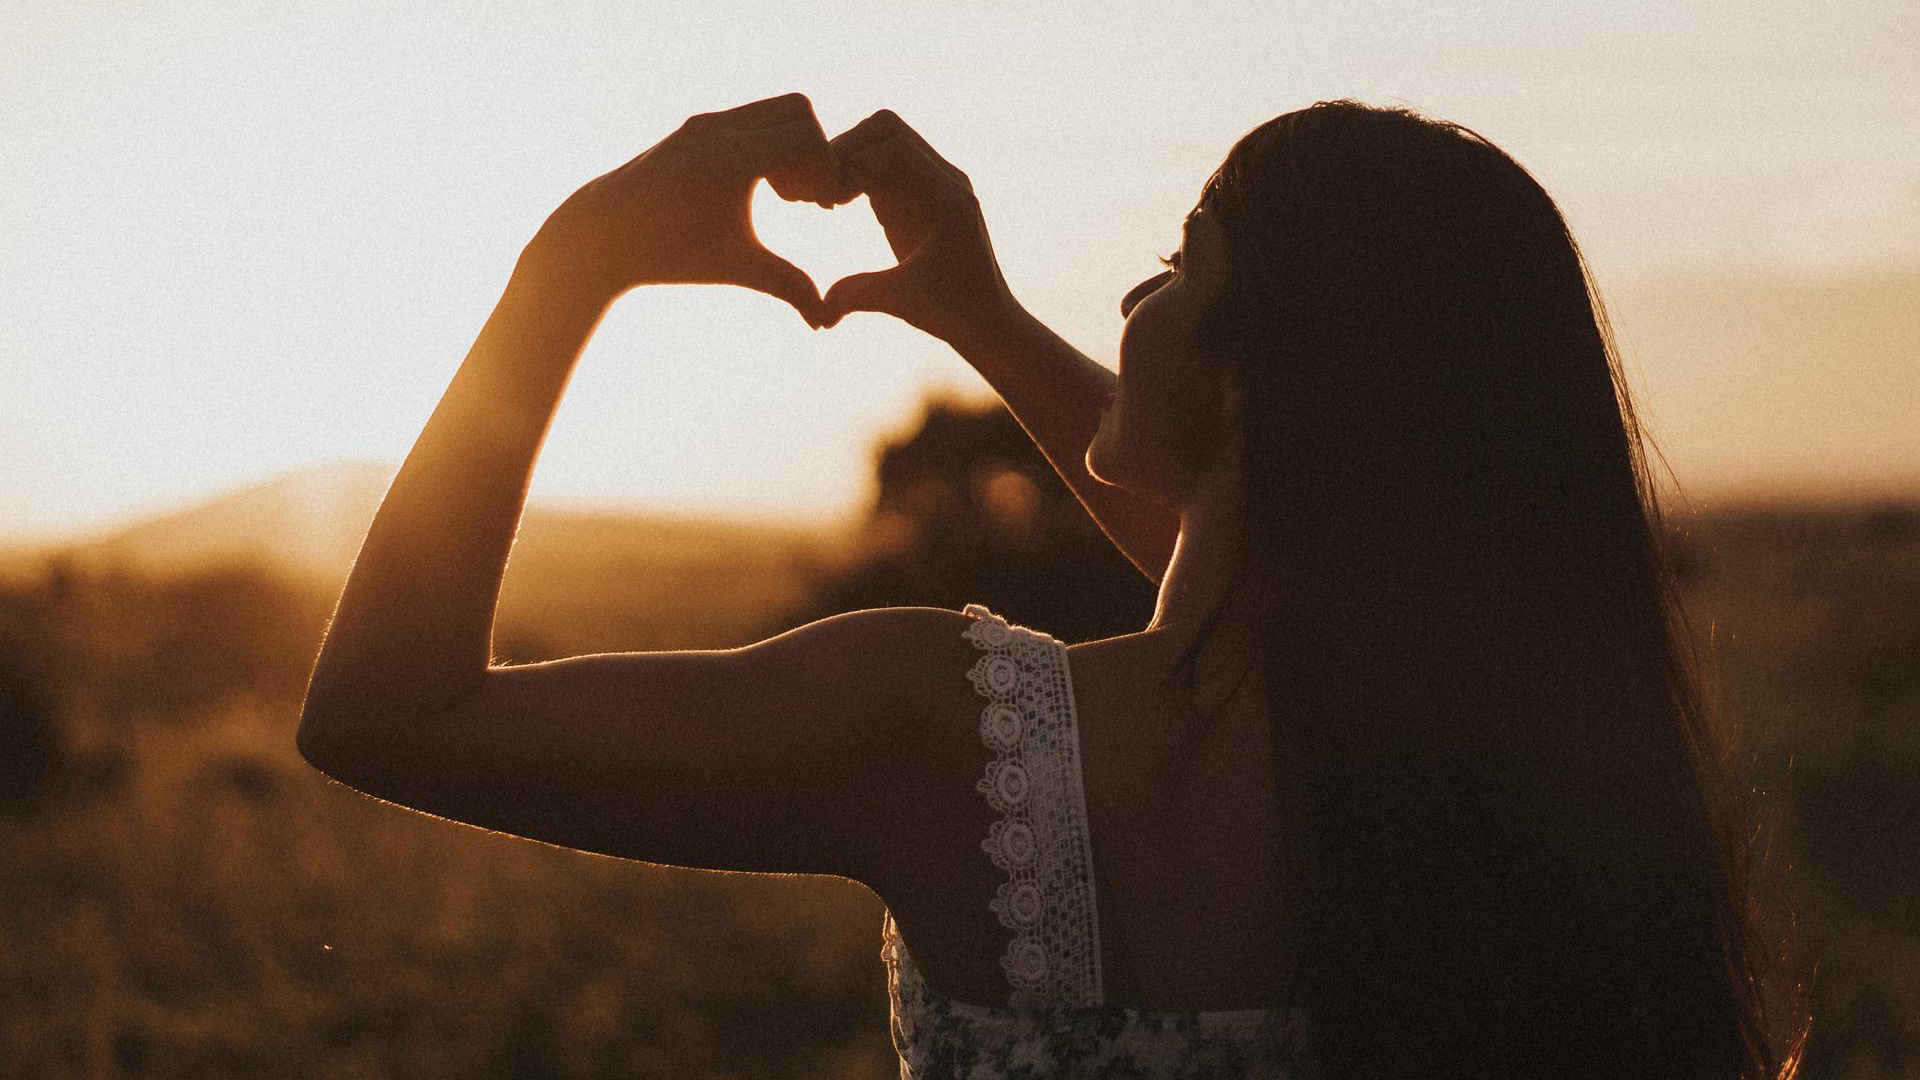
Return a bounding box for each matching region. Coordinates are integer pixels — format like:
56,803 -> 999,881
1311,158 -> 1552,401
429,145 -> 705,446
818,111 -> 1023,348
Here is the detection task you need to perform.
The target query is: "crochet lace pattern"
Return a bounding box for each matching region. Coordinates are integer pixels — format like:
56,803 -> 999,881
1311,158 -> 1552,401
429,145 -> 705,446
961,603 -> 1104,1009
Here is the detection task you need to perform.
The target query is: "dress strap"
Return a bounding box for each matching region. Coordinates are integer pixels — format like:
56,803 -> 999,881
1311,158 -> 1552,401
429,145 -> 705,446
960,604 -> 1103,1008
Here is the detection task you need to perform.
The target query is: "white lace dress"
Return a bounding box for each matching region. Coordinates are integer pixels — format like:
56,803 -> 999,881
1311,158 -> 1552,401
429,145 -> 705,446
881,605 -> 1311,1079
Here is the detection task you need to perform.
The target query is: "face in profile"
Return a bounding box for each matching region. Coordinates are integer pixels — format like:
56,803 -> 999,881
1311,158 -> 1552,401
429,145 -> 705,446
1086,212 -> 1237,511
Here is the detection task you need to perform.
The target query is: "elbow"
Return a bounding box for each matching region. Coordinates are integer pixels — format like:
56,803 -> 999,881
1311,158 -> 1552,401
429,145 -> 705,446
295,678 -> 391,784
298,641 -> 487,774
298,649 -> 371,777
295,677 -> 478,789
295,697 -> 357,781
295,701 -> 401,798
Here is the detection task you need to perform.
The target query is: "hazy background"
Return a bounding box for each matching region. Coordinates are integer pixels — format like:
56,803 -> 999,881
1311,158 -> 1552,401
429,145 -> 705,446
5,0 -> 1916,542
3,2 -> 1916,1078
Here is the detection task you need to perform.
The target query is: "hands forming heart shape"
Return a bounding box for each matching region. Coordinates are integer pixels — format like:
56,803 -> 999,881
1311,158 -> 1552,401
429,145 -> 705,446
529,93 -> 1018,346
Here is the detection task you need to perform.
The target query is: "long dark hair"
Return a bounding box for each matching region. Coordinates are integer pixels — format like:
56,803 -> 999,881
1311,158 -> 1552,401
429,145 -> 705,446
1177,101 -> 1810,1077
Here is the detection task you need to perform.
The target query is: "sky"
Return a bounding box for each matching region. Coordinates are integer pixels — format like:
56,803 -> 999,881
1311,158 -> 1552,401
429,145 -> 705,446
4,0 -> 1916,540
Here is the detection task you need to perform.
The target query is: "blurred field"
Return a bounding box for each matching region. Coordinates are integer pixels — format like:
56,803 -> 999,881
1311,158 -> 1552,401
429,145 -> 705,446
1,492 -> 1916,1078
0,536 -> 892,1080
1669,504 -> 1920,1080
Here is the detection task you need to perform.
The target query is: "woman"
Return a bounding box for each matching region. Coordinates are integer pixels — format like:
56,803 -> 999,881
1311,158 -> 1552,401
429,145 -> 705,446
298,94 -> 1808,1077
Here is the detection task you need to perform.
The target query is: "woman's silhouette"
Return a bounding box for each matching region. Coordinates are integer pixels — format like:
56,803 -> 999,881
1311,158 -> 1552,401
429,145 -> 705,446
299,94 -> 1808,1078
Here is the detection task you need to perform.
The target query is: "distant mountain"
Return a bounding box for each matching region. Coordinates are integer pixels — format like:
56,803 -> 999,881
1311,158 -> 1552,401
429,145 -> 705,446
32,461 -> 397,583
0,461 -> 860,651
4,460 -> 847,605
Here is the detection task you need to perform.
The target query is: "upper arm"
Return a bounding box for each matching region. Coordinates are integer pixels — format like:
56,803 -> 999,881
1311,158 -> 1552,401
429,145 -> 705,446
296,606 -> 977,882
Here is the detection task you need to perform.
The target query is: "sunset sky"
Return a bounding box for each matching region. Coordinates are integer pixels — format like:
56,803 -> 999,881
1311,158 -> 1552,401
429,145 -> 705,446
5,0 -> 1916,540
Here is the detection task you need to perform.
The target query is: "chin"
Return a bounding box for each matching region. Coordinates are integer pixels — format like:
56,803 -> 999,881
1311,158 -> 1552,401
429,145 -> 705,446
1089,444 -> 1176,509
1085,433 -> 1127,491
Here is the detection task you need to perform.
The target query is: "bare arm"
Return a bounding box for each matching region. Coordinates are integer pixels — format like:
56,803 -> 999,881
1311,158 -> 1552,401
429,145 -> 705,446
296,95 -> 995,883
815,110 -> 1180,584
302,94 -> 837,729
953,306 -> 1178,584
299,261 -> 599,726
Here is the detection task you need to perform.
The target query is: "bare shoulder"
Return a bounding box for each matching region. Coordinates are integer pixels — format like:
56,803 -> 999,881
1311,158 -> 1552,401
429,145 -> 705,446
769,604 -> 979,654
297,603 -> 997,882
765,604 -> 983,706
815,603 -> 998,733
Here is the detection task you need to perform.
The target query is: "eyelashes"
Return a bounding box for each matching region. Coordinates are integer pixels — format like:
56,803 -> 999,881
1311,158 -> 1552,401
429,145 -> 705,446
1122,254 -> 1181,318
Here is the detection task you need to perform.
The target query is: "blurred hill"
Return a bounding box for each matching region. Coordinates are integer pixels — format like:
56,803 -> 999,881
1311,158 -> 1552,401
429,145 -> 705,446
0,399 -> 1914,1076
9,461 -> 400,584
0,461 -> 859,657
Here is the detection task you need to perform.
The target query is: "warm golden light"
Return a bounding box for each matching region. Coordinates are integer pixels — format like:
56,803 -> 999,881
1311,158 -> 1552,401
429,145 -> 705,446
3,7 -> 1902,1076
5,0 -> 1914,541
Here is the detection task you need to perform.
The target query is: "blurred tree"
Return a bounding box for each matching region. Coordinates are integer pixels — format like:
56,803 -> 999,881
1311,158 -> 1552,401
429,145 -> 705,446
76,564 -> 334,718
777,394 -> 1156,643
0,606 -> 65,814
0,561 -> 334,741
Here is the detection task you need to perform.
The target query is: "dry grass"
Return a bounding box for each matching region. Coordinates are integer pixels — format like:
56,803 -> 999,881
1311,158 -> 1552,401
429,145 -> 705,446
1,702 -> 898,1079
0,552 -> 893,1080
0,505 -> 1915,1078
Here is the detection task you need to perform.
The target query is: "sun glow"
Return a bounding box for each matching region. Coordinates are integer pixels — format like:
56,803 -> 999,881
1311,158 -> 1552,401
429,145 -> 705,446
4,0 -> 1915,540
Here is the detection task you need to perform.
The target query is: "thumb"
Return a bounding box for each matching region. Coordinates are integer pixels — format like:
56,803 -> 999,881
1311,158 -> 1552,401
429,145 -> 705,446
819,268 -> 901,330
735,249 -> 823,328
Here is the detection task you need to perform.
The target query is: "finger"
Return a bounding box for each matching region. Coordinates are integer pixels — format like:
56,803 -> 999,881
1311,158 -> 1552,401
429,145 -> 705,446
833,131 -> 939,207
818,268 -> 898,329
869,111 -> 973,192
831,110 -> 971,193
736,249 -> 825,328
849,134 -> 975,216
823,124 -> 879,206
825,115 -> 934,205
831,126 -> 973,214
698,91 -> 816,132
738,117 -> 839,205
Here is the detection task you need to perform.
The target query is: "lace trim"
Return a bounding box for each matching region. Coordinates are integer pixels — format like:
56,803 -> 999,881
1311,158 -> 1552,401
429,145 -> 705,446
961,604 -> 1103,1009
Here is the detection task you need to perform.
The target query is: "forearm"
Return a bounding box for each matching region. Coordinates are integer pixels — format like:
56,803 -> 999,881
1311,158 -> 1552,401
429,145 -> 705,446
302,250 -> 605,725
954,307 -> 1179,583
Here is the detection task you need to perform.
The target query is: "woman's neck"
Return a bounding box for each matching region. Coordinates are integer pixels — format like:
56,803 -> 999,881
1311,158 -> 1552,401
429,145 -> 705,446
1151,435 -> 1257,636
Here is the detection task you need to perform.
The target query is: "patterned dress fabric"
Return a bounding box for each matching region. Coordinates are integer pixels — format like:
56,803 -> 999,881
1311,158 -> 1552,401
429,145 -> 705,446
881,605 -> 1311,1079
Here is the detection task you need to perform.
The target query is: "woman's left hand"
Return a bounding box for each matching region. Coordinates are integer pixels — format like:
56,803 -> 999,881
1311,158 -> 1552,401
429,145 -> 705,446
523,93 -> 842,325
